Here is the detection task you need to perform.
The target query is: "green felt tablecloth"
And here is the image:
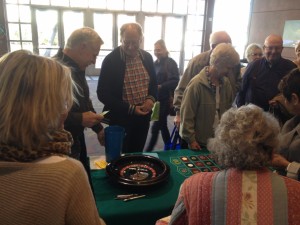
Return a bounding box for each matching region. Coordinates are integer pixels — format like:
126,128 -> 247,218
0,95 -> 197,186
91,149 -> 211,225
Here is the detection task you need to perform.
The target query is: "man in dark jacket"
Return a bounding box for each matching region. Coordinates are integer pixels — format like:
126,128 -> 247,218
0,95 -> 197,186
97,22 -> 157,153
54,27 -> 104,190
236,34 -> 296,124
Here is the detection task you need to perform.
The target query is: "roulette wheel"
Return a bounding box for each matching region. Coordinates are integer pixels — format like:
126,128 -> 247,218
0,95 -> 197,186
106,154 -> 170,188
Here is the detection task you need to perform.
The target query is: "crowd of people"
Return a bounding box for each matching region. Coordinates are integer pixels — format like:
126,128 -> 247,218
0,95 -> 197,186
1,21 -> 300,224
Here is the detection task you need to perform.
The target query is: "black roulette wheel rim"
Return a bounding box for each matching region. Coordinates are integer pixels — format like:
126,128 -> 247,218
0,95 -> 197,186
106,154 -> 170,187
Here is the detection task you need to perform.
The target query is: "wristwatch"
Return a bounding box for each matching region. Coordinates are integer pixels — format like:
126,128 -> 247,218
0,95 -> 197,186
286,162 -> 300,180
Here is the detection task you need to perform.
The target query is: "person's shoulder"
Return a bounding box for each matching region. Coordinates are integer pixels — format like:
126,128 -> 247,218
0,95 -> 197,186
280,57 -> 298,68
190,50 -> 211,62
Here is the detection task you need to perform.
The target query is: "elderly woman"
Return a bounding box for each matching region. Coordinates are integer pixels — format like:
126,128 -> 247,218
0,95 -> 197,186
169,104 -> 300,225
0,50 -> 106,225
272,67 -> 300,179
180,43 -> 240,150
241,43 -> 263,76
293,41 -> 300,67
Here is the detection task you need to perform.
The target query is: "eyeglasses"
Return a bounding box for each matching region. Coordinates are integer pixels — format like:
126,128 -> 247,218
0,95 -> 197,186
263,46 -> 283,51
122,39 -> 140,47
250,53 -> 263,57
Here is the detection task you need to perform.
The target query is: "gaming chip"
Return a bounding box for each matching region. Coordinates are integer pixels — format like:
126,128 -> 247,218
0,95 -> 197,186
189,156 -> 198,161
211,167 -> 220,171
185,163 -> 195,168
195,162 -> 205,167
191,168 -> 201,174
205,161 -> 213,166
199,155 -> 208,160
180,156 -> 189,162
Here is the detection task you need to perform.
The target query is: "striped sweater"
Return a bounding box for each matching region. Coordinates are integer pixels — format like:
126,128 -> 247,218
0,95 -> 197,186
169,168 -> 300,225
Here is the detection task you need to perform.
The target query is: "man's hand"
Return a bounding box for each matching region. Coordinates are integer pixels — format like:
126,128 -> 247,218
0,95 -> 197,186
135,105 -> 149,116
174,115 -> 181,129
189,141 -> 201,150
97,129 -> 105,146
82,111 -> 103,128
141,99 -> 154,113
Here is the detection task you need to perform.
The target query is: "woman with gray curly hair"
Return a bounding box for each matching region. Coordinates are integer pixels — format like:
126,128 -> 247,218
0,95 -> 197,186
168,104 -> 300,225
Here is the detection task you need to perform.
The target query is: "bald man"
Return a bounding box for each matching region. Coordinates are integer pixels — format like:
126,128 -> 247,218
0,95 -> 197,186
173,31 -> 241,130
236,34 -> 296,122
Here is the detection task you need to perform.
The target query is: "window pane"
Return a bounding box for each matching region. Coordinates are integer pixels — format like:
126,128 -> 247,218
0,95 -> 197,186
173,0 -> 187,14
51,0 -> 69,7
187,15 -> 203,30
197,0 -> 206,15
89,0 -> 107,9
142,0 -> 156,12
157,0 -> 172,13
19,5 -> 31,23
36,9 -> 59,56
6,4 -> 19,22
21,24 -> 32,41
165,17 -> 183,51
8,23 -> 20,40
10,41 -> 21,51
117,14 -> 136,44
124,0 -> 141,11
70,0 -> 88,8
94,13 -> 113,49
31,0 -> 50,5
22,42 -> 33,52
187,0 -> 197,14
144,16 -> 162,52
6,0 -> 18,3
63,11 -> 84,41
19,0 -> 30,4
107,0 -> 124,10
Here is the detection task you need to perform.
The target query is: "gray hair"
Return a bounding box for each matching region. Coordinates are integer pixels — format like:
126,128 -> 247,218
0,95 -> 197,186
245,43 -> 263,61
207,104 -> 280,170
209,31 -> 232,49
209,43 -> 240,68
65,27 -> 103,49
120,22 -> 143,39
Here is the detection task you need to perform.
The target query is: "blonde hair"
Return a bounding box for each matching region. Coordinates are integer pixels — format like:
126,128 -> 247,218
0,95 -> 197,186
0,50 -> 74,149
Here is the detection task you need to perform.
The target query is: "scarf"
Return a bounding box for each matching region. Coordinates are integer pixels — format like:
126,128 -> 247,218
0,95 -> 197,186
0,129 -> 73,162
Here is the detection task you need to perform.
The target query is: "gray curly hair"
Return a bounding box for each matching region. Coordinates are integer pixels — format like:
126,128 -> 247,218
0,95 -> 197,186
207,104 -> 280,170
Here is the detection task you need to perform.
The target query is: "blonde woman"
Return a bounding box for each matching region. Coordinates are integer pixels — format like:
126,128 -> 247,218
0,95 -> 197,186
0,50 -> 106,225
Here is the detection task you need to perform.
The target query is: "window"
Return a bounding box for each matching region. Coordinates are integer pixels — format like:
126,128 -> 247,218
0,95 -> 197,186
4,0 -> 210,74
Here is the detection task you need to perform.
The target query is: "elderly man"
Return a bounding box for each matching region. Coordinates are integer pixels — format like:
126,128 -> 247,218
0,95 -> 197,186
54,27 -> 104,190
97,22 -> 157,153
236,34 -> 297,116
173,31 -> 240,128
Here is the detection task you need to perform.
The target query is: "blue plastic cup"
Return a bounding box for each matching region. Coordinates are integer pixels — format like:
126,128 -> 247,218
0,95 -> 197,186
104,125 -> 125,163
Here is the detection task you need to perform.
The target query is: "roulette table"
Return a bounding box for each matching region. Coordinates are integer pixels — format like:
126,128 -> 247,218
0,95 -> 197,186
91,149 -> 222,225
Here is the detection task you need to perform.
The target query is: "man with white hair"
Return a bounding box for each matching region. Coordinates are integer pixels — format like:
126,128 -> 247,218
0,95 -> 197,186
54,27 -> 105,191
173,31 -> 241,147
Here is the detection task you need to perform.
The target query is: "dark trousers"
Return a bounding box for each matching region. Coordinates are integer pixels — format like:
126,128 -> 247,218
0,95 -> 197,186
145,100 -> 170,152
121,115 -> 150,153
71,133 -> 95,195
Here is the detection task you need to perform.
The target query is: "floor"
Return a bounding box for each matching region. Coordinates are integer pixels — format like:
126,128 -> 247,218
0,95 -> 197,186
84,76 -> 175,157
